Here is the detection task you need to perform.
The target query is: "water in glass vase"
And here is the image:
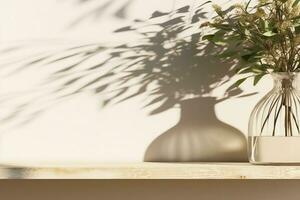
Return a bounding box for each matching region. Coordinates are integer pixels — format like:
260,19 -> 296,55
248,136 -> 300,164
248,73 -> 300,164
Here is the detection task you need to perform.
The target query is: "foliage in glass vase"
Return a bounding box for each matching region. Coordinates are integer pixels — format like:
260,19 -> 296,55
204,0 -> 300,86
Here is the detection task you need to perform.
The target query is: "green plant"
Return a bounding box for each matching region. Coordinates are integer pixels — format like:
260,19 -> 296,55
204,0 -> 300,137
205,0 -> 300,86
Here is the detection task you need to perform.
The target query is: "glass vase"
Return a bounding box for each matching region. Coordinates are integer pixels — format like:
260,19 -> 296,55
249,72 -> 300,164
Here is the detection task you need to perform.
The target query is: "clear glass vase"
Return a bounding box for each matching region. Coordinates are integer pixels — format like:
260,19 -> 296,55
249,72 -> 300,164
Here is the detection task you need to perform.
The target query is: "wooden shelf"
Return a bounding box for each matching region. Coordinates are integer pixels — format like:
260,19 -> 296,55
1,162 -> 300,179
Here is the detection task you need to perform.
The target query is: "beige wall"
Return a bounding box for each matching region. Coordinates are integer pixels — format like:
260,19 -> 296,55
0,2 -> 300,197
0,180 -> 299,200
0,0 -> 269,165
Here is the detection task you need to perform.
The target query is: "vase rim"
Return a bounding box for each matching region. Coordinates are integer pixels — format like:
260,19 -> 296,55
271,72 -> 300,75
271,72 -> 300,79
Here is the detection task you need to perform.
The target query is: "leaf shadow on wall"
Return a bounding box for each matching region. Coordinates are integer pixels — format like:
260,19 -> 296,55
67,0 -> 135,28
0,3 -> 254,161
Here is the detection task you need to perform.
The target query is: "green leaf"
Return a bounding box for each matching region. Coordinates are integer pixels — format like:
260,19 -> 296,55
295,25 -> 300,34
263,31 -> 276,37
253,74 -> 265,86
259,18 -> 269,31
245,0 -> 253,11
202,34 -> 215,41
233,78 -> 247,88
293,0 -> 300,6
238,63 -> 269,74
213,41 -> 227,46
237,92 -> 258,98
291,16 -> 300,20
238,67 -> 253,74
214,30 -> 226,39
241,52 -> 256,61
213,6 -> 224,18
212,23 -> 232,31
254,2 -> 272,9
252,68 -> 263,73
223,5 -> 237,15
203,31 -> 227,46
244,29 -> 251,36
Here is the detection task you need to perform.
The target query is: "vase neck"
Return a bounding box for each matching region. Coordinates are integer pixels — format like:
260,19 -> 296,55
179,97 -> 218,124
272,72 -> 300,90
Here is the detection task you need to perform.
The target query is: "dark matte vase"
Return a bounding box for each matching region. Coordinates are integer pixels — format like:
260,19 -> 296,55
144,97 -> 247,162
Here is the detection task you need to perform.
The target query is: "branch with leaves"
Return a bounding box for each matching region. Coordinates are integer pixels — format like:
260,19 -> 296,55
203,0 -> 300,137
204,0 -> 300,86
